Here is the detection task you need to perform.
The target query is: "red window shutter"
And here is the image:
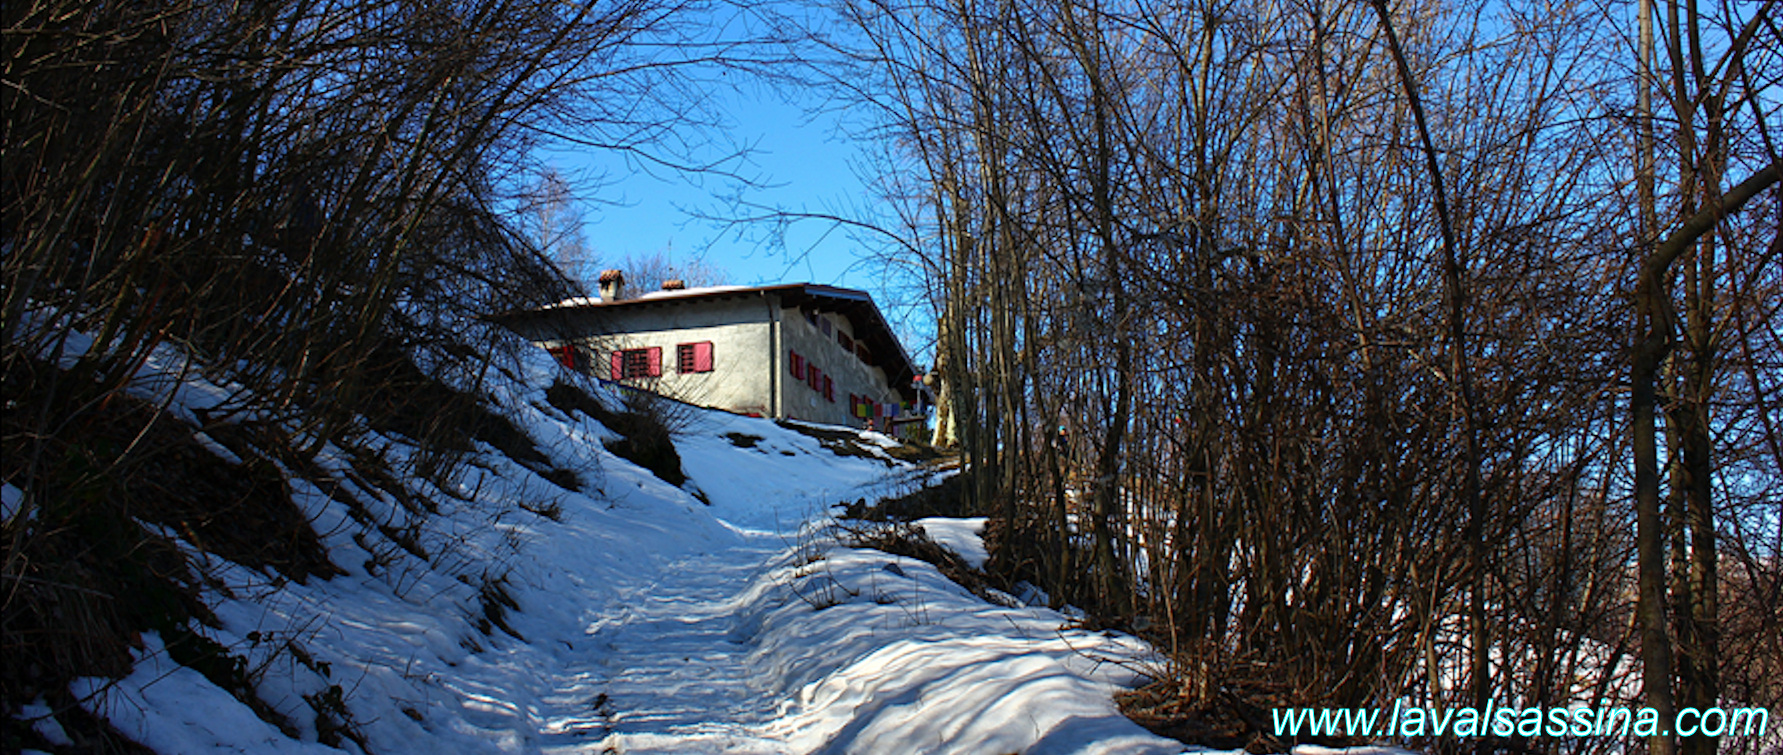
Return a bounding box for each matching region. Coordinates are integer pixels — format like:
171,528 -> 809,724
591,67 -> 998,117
550,345 -> 576,370
809,366 -> 821,390
790,352 -> 805,380
610,351 -> 623,380
694,342 -> 713,372
824,376 -> 834,402
647,347 -> 663,377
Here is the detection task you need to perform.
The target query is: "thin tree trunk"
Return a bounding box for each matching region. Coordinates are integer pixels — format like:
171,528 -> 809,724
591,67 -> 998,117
1366,0 -> 1488,711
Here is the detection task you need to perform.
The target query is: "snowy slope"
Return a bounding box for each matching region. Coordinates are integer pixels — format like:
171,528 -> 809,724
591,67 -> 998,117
17,332 -> 1191,754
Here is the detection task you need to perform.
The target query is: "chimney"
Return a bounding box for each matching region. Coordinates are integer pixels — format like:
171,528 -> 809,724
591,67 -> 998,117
661,279 -> 686,291
598,269 -> 625,301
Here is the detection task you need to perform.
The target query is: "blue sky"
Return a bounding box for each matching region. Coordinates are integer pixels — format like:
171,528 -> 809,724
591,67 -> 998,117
539,82 -> 937,366
539,94 -> 867,285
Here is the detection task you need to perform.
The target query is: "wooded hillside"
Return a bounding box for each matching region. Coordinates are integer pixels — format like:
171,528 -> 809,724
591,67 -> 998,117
828,0 -> 1779,751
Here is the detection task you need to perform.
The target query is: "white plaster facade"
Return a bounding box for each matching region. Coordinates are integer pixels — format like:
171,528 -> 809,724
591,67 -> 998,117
495,283 -> 924,432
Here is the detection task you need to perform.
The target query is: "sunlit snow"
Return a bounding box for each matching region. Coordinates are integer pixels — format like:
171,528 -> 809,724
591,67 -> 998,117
19,329 -> 1213,754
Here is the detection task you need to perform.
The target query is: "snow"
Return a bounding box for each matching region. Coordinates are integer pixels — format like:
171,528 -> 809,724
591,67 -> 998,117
746,544 -> 1173,754
19,326 -> 1223,753
914,516 -> 991,570
18,701 -> 72,747
71,633 -> 339,755
1,482 -> 24,522
631,284 -> 755,301
546,296 -> 604,308
545,285 -> 760,306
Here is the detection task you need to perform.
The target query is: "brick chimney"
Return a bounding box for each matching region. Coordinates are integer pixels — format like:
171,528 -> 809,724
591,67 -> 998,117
661,279 -> 686,291
598,269 -> 625,301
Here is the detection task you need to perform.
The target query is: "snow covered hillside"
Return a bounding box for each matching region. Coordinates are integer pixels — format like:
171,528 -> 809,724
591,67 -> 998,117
12,334 -> 1189,754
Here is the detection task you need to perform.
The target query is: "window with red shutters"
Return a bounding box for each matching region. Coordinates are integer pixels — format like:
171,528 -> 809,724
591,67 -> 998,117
549,345 -> 577,370
808,365 -> 821,391
790,351 -> 805,380
615,348 -> 660,379
677,341 -> 714,373
823,375 -> 834,402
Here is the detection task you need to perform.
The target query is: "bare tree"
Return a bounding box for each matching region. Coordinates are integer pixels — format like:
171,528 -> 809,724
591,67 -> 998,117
604,248 -> 730,297
2,0 -> 784,721
525,169 -> 598,283
831,0 -> 1781,751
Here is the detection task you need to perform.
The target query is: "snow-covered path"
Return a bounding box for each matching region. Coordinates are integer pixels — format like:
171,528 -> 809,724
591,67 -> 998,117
45,349 -> 1188,754
476,407 -> 1188,754
560,536 -> 788,752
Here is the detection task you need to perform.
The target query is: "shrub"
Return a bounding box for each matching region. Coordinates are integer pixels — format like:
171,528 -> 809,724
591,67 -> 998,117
546,380 -> 685,487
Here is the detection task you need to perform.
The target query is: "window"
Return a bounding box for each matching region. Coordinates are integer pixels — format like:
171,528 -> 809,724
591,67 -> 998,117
838,332 -> 853,351
856,343 -> 873,365
610,347 -> 661,380
823,375 -> 834,402
808,365 -> 822,391
820,318 -> 832,336
677,341 -> 713,373
548,345 -> 577,370
790,351 -> 805,380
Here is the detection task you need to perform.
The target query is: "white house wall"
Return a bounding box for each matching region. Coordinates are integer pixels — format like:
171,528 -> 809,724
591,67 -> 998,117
777,304 -> 905,428
581,296 -> 776,417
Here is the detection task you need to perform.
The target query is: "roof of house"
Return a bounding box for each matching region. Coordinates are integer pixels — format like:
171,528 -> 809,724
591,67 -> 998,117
492,283 -> 923,401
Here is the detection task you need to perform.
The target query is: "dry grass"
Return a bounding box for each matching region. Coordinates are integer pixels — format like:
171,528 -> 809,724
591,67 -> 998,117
1115,661 -> 1361,753
1,358 -> 341,743
546,379 -> 684,486
836,520 -> 1017,609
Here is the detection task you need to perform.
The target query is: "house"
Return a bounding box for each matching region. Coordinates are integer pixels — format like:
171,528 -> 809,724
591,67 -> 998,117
493,270 -> 927,434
